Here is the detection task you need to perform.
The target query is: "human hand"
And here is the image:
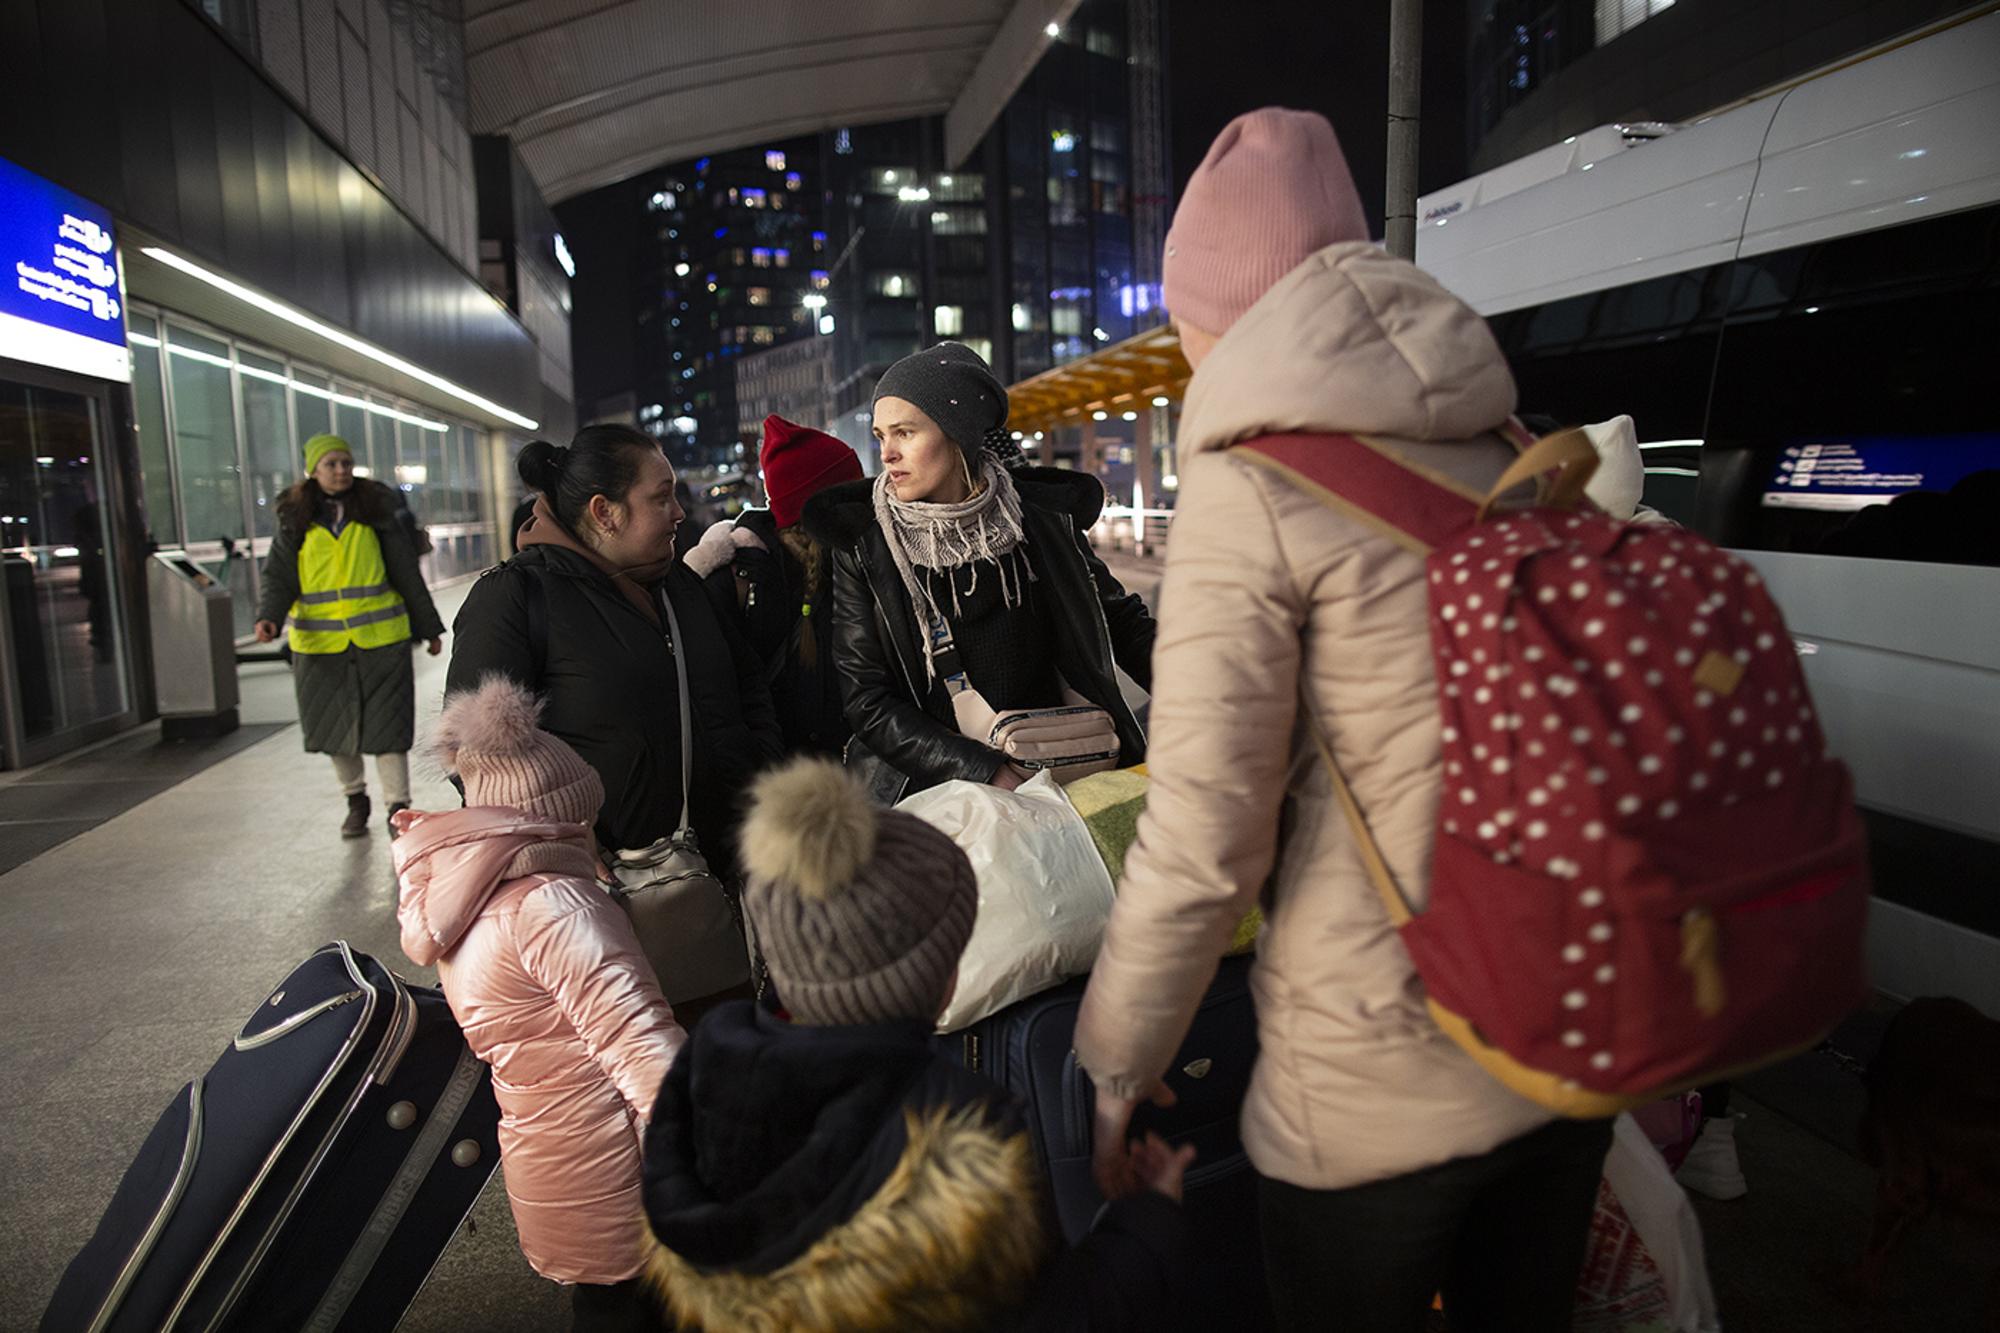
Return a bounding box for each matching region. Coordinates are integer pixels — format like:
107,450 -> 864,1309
991,761 -> 1029,791
426,637 -> 444,657
1091,1078 -> 1178,1199
1129,1131 -> 1198,1203
253,619 -> 279,643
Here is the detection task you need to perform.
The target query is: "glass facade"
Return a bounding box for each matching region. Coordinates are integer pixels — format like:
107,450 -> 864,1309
0,377 -> 132,757
124,305 -> 500,640
1000,0 -> 1161,381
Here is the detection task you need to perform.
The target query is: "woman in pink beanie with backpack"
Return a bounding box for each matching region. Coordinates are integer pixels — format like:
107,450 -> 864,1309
1074,109 -> 1612,1330
393,677 -> 683,1331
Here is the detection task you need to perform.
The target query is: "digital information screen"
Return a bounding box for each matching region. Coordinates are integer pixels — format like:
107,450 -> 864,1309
0,154 -> 130,383
1760,435 -> 1996,512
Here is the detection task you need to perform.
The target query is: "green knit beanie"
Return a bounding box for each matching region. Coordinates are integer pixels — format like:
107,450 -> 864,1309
304,433 -> 353,473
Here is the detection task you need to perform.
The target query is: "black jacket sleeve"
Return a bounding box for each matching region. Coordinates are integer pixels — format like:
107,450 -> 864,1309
829,545 -> 1006,785
1019,1191 -> 1190,1331
1082,544 -> 1156,691
377,519 -> 446,641
256,525 -> 301,626
445,565 -> 538,696
699,571 -> 784,769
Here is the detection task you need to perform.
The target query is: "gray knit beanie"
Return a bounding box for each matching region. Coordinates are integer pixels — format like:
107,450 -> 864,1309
738,758 -> 977,1027
872,342 -> 1012,462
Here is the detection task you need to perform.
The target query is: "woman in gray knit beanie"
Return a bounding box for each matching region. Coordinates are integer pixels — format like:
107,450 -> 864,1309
799,342 -> 1158,801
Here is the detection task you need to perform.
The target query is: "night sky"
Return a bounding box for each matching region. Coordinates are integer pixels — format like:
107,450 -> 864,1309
1166,0 -> 1469,232
556,0 -> 1471,413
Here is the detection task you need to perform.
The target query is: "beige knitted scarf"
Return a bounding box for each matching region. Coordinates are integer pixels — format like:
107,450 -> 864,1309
873,461 -> 1034,682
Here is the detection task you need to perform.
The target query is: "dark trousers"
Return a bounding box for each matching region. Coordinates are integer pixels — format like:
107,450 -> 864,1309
1259,1116 -> 1614,1333
571,1278 -> 672,1332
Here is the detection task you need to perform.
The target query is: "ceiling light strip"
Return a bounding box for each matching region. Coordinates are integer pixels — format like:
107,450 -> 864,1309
140,246 -> 539,430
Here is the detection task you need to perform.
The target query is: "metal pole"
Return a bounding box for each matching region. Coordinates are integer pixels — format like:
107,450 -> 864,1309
1385,0 -> 1424,260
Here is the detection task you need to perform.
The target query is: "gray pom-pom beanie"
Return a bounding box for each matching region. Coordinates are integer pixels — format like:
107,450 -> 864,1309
738,758 -> 977,1027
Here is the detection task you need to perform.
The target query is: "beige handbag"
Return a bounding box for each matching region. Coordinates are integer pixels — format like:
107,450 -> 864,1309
605,588 -> 752,1005
930,610 -> 1121,784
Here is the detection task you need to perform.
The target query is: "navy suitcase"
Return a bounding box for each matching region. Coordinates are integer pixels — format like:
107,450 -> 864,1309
949,953 -> 1274,1330
42,941 -> 501,1333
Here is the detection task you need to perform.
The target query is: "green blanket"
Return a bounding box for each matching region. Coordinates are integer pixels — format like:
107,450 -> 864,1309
1066,768 -> 1262,955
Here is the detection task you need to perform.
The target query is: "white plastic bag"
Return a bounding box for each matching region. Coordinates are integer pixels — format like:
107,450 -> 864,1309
1573,1113 -> 1724,1332
895,771 -> 1116,1032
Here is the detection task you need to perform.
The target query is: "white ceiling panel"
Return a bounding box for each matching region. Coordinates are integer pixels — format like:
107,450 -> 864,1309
463,0 -> 1074,202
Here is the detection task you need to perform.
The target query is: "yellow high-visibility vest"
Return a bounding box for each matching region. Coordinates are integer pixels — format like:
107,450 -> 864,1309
286,520 -> 411,654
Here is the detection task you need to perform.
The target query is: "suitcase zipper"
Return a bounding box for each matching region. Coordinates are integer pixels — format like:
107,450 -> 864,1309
231,991 -> 364,1051
168,942 -> 382,1332
203,973 -> 418,1327
87,1077 -> 204,1333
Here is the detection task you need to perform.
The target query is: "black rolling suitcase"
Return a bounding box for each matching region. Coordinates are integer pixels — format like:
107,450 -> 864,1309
42,941 -> 500,1333
948,953 -> 1274,1330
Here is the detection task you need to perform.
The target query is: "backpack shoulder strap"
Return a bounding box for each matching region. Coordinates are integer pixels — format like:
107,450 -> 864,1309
1232,426 -> 1600,552
1232,433 -> 1482,553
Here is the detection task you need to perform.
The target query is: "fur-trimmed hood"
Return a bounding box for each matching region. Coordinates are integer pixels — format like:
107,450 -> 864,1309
799,467 -> 1108,551
641,1003 -> 1048,1331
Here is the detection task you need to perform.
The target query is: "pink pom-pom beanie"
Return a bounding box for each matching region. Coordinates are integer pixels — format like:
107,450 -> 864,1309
434,676 -> 603,824
1162,108 -> 1371,336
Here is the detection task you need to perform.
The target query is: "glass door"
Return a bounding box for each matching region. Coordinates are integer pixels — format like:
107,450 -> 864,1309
0,374 -> 134,766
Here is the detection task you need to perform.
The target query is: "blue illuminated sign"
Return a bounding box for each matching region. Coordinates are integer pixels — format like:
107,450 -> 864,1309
1761,434 -> 1997,512
0,154 -> 129,382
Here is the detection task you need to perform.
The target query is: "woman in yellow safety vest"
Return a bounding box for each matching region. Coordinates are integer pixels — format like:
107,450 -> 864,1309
255,433 -> 444,838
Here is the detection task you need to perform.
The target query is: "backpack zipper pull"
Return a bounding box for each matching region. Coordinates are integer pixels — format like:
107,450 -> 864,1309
1680,907 -> 1726,1018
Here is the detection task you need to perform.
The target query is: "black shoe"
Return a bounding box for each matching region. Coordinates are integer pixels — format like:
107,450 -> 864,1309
341,792 -> 372,838
387,802 -> 410,839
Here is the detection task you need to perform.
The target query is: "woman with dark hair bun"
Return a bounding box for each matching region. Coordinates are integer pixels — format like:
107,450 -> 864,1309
447,425 -> 782,1018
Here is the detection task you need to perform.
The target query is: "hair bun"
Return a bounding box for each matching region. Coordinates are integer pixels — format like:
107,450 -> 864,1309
515,439 -> 566,494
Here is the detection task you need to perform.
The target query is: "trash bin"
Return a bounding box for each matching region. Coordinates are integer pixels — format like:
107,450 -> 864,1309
148,550 -> 239,739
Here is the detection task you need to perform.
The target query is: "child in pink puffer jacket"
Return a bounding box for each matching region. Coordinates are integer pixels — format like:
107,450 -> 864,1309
394,676 -> 683,1330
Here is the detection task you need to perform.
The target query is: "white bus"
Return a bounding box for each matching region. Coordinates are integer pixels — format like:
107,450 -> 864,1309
1417,7 -> 2000,1012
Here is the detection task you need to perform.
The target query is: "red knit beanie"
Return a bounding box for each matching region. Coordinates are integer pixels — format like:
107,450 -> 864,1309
761,415 -> 863,529
1163,108 -> 1370,336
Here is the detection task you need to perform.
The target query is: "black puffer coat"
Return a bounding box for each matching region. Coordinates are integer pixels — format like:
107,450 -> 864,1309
641,1002 -> 1189,1331
445,543 -> 782,878
801,469 -> 1154,792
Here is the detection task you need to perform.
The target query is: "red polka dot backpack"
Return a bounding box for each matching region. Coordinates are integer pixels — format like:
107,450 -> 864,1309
1236,426 -> 1871,1116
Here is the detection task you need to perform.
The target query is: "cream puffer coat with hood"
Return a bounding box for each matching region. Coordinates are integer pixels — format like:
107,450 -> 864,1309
395,808 -> 685,1282
1074,241 -> 1554,1190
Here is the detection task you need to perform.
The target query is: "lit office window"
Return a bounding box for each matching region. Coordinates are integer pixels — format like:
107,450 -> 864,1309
1596,0 -> 1674,44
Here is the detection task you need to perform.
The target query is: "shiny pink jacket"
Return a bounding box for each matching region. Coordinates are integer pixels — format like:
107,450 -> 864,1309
393,807 -> 684,1284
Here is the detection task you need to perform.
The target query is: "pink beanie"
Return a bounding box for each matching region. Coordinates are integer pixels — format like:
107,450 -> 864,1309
1163,108 -> 1370,336
434,677 -> 603,824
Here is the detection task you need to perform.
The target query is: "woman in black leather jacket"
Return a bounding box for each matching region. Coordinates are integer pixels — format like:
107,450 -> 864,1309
801,343 -> 1154,798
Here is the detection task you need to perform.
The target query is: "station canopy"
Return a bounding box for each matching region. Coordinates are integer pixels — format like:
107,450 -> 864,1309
1005,324 -> 1189,435
466,0 -> 1083,204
